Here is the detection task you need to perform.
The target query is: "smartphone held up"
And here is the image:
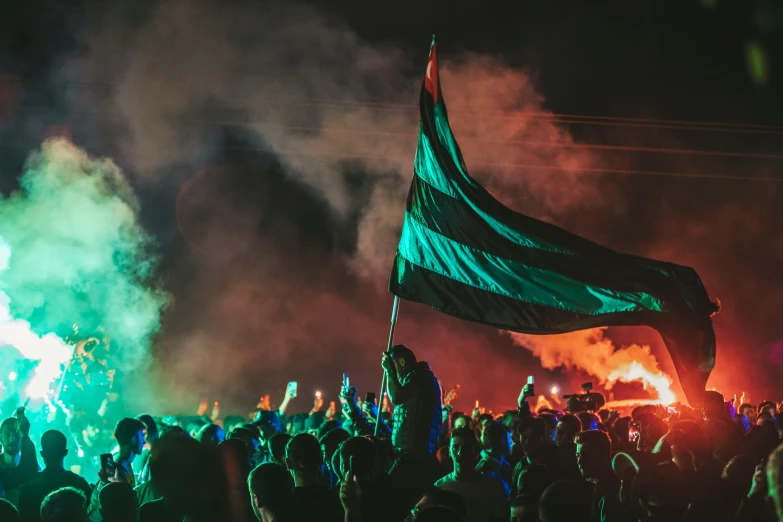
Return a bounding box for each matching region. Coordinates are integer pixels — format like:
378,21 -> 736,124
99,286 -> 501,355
628,421 -> 641,443
100,453 -> 116,479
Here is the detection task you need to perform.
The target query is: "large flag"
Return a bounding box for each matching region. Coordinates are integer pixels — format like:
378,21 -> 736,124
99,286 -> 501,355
389,38 -> 718,406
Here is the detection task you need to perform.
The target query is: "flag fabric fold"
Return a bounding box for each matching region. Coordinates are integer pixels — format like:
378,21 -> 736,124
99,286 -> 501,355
389,37 -> 718,406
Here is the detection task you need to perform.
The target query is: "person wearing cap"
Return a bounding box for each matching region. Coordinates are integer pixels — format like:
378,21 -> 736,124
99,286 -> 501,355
382,344 -> 442,461
18,430 -> 91,522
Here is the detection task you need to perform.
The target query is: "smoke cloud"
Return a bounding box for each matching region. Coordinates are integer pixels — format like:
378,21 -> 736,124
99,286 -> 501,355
508,328 -> 677,405
0,238 -> 70,399
45,0 -> 629,412
0,139 -> 169,399
3,0 -> 767,412
63,0 -> 615,269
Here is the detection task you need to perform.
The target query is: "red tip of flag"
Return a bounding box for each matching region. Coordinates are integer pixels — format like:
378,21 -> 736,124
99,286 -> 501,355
424,36 -> 439,104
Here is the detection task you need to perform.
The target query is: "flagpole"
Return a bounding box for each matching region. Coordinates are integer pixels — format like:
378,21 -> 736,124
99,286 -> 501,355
375,295 -> 400,436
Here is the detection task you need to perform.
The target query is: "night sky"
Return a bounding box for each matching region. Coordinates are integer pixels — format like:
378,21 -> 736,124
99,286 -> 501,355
1,0 -> 782,414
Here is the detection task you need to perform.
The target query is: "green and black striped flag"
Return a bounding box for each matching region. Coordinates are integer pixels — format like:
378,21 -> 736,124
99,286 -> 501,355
389,38 -> 719,406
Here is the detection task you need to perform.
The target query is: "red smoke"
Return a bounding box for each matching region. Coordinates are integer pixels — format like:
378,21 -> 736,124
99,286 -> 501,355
47,0 -> 781,414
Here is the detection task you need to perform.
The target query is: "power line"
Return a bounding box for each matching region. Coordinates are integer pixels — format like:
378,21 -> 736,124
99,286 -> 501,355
223,145 -> 782,182
5,78 -> 783,133
5,86 -> 782,178
242,97 -> 783,133
217,97 -> 783,135
490,111 -> 783,132
213,121 -> 783,160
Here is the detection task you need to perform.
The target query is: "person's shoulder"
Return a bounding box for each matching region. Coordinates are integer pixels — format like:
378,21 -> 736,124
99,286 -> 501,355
19,471 -> 47,497
20,469 -> 44,484
90,479 -> 108,499
18,472 -> 42,497
480,471 -> 507,489
68,470 -> 91,489
139,498 -> 168,514
293,484 -> 335,502
61,468 -> 83,478
540,443 -> 558,457
434,472 -> 455,487
415,362 -> 435,376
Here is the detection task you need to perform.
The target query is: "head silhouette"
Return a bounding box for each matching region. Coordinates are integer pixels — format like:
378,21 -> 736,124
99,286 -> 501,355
40,430 -> 68,468
389,344 -> 417,379
574,430 -> 611,480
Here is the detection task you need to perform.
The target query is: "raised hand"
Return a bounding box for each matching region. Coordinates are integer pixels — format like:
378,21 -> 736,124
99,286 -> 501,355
311,394 -> 324,413
518,383 -> 535,407
339,470 -> 362,515
16,411 -> 30,437
362,400 -> 378,419
340,385 -> 358,403
381,353 -> 395,373
257,394 -> 271,411
748,463 -> 767,498
285,382 -> 298,399
444,384 -> 460,406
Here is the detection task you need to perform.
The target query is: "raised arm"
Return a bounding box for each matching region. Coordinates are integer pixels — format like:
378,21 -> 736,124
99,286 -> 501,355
517,383 -> 534,419
279,382 -> 297,415
382,353 -> 418,405
16,413 -> 39,476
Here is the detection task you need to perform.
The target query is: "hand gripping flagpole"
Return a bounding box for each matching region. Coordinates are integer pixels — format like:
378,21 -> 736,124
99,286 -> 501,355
375,295 -> 400,436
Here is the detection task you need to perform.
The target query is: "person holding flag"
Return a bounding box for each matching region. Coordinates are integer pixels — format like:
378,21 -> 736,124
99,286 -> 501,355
381,343 -> 442,460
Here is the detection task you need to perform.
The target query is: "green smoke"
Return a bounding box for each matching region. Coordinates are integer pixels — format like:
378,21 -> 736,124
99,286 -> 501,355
0,138 -> 169,372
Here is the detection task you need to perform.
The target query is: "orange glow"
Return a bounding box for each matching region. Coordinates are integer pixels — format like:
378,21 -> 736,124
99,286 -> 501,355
509,327 -> 679,406
534,394 -> 554,412
603,398 -> 661,410
606,360 -> 677,405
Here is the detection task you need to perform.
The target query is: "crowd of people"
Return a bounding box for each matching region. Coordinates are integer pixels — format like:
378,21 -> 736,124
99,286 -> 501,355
0,342 -> 782,522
